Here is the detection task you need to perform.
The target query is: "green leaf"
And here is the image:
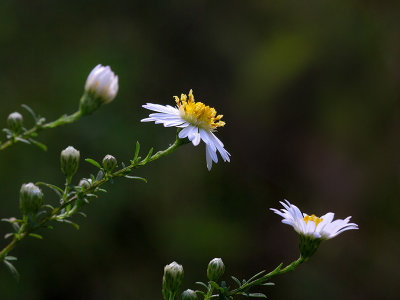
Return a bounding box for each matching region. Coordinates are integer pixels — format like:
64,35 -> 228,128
5,256 -> 17,261
96,170 -> 104,181
124,175 -> 147,183
15,137 -> 30,144
29,138 -> 47,151
248,270 -> 266,282
139,147 -> 153,165
58,219 -> 80,230
21,104 -> 37,122
3,260 -> 20,281
261,282 -> 274,286
133,141 -> 140,162
28,233 -> 43,239
85,158 -> 102,169
195,282 -> 209,290
248,293 -> 267,298
231,276 -> 242,287
36,182 -> 63,197
209,281 -> 221,291
4,233 -> 14,239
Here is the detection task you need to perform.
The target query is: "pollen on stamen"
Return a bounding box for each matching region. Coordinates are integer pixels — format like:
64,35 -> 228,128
174,90 -> 225,131
303,214 -> 323,226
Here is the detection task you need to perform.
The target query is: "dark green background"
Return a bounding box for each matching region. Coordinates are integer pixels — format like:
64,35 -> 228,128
0,0 -> 399,299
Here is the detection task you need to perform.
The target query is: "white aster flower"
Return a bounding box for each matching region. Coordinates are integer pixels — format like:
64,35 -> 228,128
141,89 -> 230,170
270,200 -> 358,240
85,64 -> 119,103
80,64 -> 119,115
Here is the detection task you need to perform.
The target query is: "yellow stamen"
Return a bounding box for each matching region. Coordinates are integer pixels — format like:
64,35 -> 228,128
175,89 -> 225,131
303,214 -> 323,227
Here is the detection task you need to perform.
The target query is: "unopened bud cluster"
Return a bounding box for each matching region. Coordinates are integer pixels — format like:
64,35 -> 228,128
7,112 -> 23,133
207,258 -> 225,282
162,261 -> 184,300
60,146 -> 80,179
79,64 -> 119,115
19,183 -> 43,216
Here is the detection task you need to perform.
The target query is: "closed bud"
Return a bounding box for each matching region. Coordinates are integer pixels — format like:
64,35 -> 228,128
79,64 -> 119,115
207,258 -> 225,282
102,154 -> 117,173
7,112 -> 23,133
162,261 -> 184,300
181,289 -> 198,300
79,178 -> 91,190
60,146 -> 80,179
19,183 -> 43,215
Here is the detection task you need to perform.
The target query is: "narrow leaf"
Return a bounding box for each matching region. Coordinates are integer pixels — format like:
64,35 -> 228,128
133,141 -> 140,162
85,158 -> 102,169
124,175 -> 147,183
29,138 -> 47,151
36,182 -> 64,197
96,170 -> 104,181
28,233 -> 43,239
248,293 -> 267,298
195,281 -> 209,290
248,270 -> 266,282
3,260 -> 20,281
231,276 -> 242,287
21,104 -> 37,122
5,256 -> 17,261
16,137 -> 30,144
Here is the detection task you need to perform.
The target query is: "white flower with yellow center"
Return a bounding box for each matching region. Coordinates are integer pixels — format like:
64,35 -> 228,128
270,200 -> 358,240
141,90 -> 230,170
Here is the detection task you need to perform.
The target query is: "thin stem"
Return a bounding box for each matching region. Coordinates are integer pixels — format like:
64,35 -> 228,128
228,256 -> 305,296
0,111 -> 82,151
0,137 -> 184,261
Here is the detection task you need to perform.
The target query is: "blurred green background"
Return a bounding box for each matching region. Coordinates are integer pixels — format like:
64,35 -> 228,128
1,0 -> 399,299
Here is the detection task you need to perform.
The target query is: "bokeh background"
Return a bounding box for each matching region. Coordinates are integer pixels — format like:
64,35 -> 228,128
1,0 -> 399,299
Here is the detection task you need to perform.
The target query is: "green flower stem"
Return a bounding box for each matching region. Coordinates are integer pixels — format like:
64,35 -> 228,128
0,111 -> 82,151
0,137 -> 185,262
227,256 -> 305,297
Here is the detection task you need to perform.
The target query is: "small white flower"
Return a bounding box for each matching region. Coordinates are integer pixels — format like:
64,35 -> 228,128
270,200 -> 358,240
85,64 -> 119,103
141,89 -> 230,170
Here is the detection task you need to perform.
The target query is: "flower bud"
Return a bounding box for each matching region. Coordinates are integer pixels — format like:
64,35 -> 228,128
78,178 -> 91,190
102,154 -> 117,173
207,258 -> 225,282
79,64 -> 119,115
162,261 -> 184,300
7,112 -> 23,133
181,289 -> 198,300
19,183 -> 43,215
60,146 -> 80,179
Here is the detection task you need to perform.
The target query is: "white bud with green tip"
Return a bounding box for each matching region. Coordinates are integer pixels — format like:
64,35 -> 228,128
162,261 -> 184,300
19,183 -> 43,216
207,258 -> 225,282
79,64 -> 118,115
181,289 -> 198,300
60,146 -> 80,179
7,112 -> 23,133
102,154 -> 117,173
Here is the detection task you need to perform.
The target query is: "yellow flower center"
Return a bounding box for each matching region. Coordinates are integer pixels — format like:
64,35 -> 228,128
174,90 -> 225,131
303,214 -> 323,227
